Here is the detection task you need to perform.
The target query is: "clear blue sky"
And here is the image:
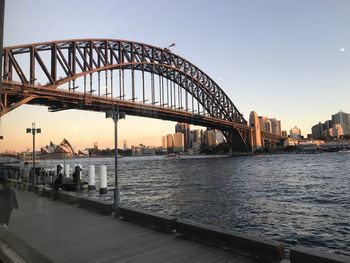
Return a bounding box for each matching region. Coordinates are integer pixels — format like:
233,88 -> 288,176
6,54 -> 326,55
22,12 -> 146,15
1,0 -> 350,151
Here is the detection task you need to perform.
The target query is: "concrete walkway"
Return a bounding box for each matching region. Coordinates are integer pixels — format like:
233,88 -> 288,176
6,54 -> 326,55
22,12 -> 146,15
6,191 -> 258,263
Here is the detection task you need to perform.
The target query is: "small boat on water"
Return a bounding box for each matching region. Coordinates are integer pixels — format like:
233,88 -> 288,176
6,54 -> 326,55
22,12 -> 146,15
338,149 -> 350,153
163,153 -> 181,158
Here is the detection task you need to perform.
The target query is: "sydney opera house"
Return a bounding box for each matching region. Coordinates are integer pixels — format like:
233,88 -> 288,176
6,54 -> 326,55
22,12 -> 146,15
41,138 -> 76,159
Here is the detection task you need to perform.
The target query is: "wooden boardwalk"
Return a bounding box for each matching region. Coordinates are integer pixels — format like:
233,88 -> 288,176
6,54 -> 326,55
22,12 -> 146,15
7,191 -> 258,263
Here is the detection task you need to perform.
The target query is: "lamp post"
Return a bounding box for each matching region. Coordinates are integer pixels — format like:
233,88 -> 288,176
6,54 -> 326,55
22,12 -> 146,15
164,42 -> 175,52
106,106 -> 125,218
26,123 -> 41,186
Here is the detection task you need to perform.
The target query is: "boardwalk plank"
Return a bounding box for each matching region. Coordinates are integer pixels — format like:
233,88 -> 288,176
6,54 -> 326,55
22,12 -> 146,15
7,191 -> 258,263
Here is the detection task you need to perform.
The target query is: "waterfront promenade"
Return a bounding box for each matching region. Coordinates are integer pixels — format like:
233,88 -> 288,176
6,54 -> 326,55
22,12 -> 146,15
1,187 -> 349,263
3,190 -> 259,263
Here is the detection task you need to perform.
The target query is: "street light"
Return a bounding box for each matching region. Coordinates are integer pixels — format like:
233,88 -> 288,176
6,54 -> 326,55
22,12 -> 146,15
164,42 -> 175,52
26,122 -> 41,187
106,105 -> 125,218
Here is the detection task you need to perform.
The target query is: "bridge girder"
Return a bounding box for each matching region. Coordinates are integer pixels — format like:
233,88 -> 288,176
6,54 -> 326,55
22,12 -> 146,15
1,39 -> 246,125
0,39 -> 284,152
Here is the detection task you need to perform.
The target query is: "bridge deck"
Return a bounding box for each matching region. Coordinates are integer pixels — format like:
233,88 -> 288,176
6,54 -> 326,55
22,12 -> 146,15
6,191 -> 257,263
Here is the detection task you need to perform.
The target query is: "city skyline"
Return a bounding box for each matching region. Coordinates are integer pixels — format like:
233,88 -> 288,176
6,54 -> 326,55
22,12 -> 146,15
1,0 -> 350,152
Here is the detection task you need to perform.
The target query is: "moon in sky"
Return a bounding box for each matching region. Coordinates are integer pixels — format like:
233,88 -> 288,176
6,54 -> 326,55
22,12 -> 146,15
339,48 -> 346,52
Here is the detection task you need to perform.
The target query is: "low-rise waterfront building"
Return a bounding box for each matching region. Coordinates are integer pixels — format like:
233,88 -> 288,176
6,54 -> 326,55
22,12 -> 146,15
283,137 -> 299,148
290,126 -> 301,139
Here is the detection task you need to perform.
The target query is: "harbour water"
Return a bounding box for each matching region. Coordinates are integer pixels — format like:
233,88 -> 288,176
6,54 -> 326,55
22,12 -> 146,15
42,153 -> 350,256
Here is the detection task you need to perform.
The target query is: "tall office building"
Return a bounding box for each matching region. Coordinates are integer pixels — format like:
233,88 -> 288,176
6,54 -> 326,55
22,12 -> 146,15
332,111 -> 349,125
173,132 -> 184,152
161,136 -> 167,151
207,129 -> 216,146
332,111 -> 350,135
323,120 -> 334,131
311,122 -> 323,139
166,134 -> 173,152
333,124 -> 344,138
175,123 -> 190,150
194,129 -> 202,143
270,118 -> 282,136
215,130 -> 225,144
202,129 -> 224,146
259,116 -> 272,133
311,111 -> 350,139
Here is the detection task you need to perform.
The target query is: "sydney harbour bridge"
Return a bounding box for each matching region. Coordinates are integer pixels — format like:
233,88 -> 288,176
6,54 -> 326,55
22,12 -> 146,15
0,39 -> 284,151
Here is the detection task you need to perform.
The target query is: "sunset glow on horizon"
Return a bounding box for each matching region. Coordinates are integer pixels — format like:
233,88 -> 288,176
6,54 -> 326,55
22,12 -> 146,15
1,0 -> 350,153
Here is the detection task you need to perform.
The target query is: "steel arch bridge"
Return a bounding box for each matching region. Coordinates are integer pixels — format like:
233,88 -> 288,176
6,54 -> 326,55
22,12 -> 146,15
0,39 -> 280,151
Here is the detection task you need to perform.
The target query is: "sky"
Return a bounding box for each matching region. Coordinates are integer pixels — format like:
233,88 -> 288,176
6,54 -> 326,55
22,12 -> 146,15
1,0 -> 349,152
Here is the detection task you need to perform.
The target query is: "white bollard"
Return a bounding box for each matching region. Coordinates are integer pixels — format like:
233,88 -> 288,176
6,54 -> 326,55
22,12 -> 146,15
88,165 -> 96,190
99,165 -> 107,194
64,163 -> 70,178
79,165 -> 83,180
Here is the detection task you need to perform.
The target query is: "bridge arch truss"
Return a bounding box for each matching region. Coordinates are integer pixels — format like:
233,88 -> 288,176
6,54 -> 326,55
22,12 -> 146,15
1,39 -> 246,123
1,39 -> 254,151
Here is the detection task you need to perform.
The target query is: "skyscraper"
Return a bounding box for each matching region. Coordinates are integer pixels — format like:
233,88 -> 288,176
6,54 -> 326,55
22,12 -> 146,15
162,136 -> 167,151
333,124 -> 344,138
332,111 -> 350,135
311,111 -> 350,139
311,122 -> 323,139
166,134 -> 173,152
215,130 -> 225,144
259,116 -> 272,133
173,132 -> 184,152
270,118 -> 282,136
175,123 -> 190,150
206,129 -> 216,146
196,130 -> 202,142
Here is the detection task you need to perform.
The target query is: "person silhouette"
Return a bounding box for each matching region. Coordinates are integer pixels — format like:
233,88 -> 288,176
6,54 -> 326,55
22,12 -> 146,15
21,162 -> 31,191
0,171 -> 19,229
72,165 -> 82,192
52,164 -> 63,201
